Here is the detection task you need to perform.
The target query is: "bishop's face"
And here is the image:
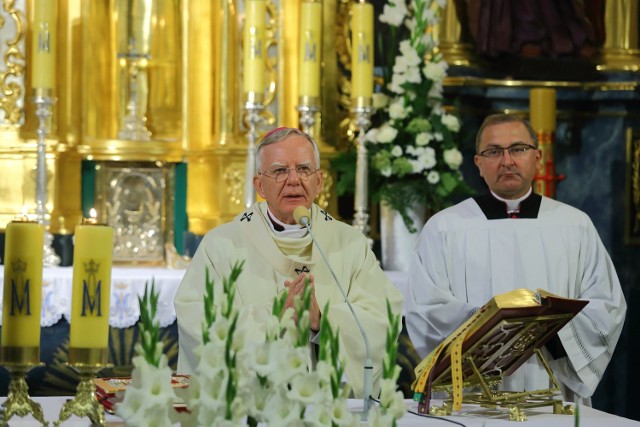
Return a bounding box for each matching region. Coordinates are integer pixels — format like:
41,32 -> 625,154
253,135 -> 323,224
474,121 -> 541,199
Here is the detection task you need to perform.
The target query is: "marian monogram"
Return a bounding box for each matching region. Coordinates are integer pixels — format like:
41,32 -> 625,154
9,259 -> 31,316
81,259 -> 103,316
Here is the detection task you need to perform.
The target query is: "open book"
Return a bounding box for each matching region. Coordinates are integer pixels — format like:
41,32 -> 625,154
412,288 -> 588,412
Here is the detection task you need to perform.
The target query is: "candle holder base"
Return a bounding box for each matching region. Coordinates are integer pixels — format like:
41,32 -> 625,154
54,363 -> 111,427
297,101 -> 319,135
0,362 -> 48,426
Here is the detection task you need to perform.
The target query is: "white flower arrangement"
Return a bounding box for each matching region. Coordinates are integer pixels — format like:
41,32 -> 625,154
334,0 -> 472,232
117,282 -> 180,427
117,262 -> 406,426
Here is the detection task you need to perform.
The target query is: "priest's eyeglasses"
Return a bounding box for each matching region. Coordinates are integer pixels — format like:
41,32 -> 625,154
478,143 -> 537,160
259,165 -> 319,183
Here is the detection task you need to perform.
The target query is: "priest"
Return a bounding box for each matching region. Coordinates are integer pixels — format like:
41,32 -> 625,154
406,114 -> 626,403
174,127 -> 403,398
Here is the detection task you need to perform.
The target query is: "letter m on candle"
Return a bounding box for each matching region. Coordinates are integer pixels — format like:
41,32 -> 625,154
10,259 -> 31,315
358,35 -> 371,64
82,260 -> 103,317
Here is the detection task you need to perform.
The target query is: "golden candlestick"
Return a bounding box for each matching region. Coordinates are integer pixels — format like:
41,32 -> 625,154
0,346 -> 48,426
351,96 -> 373,245
55,349 -> 110,427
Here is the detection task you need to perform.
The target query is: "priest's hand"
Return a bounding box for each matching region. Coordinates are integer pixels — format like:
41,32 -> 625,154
284,273 -> 321,331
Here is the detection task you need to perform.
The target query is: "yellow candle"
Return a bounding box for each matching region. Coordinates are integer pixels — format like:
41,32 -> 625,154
1,221 -> 44,349
243,0 -> 266,96
351,1 -> 373,99
529,88 -> 557,132
299,0 -> 322,99
69,223 -> 113,349
31,0 -> 57,90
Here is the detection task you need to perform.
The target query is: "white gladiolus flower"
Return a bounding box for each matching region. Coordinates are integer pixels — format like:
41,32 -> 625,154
368,410 -> 397,427
198,342 -> 225,372
118,356 -> 178,427
423,8 -> 437,23
287,372 -> 325,404
441,113 -> 461,132
427,170 -> 440,184
379,1 -> 407,27
405,16 -> 416,32
428,81 -> 444,99
391,145 -> 403,157
379,378 -> 397,407
405,66 -> 422,84
399,41 -> 421,67
304,405 -> 333,426
208,316 -> 231,345
330,399 -> 356,426
423,61 -> 447,82
393,58 -> 409,74
444,148 -> 464,169
388,73 -> 406,94
264,390 -> 303,425
247,340 -> 278,377
274,346 -> 309,384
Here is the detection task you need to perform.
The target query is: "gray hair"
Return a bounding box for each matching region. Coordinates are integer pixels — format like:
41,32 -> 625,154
255,127 -> 321,173
475,114 -> 538,152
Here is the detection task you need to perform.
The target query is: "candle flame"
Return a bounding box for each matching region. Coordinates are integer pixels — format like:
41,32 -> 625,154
89,208 -> 97,219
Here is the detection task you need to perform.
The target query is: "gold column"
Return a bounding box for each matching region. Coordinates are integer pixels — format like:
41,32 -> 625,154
185,0 -> 247,235
278,0 -> 300,127
597,0 -> 640,71
185,0 -> 214,235
50,0 -> 83,234
213,0 -> 239,146
434,0 -> 480,68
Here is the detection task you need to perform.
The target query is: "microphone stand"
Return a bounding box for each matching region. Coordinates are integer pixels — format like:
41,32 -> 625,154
299,215 -> 373,421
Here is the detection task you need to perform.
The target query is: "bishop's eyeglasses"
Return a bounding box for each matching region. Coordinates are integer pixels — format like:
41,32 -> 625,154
477,143 -> 538,160
259,164 -> 319,183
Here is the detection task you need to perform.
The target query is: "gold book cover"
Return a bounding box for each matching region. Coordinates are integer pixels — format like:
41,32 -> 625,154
413,288 -> 588,401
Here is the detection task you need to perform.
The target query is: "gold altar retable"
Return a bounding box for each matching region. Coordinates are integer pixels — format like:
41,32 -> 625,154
0,0 -> 639,263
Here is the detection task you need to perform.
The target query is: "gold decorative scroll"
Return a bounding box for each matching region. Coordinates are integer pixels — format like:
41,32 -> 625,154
625,128 -> 640,245
0,1 -> 25,126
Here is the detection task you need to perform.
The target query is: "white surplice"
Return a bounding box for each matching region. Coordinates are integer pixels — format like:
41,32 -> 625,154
406,195 -> 626,401
174,202 -> 403,397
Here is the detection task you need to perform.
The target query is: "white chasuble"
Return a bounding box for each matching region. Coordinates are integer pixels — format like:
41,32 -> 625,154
175,202 -> 403,397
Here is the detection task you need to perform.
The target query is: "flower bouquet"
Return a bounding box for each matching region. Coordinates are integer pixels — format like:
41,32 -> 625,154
334,0 -> 473,232
117,262 -> 406,426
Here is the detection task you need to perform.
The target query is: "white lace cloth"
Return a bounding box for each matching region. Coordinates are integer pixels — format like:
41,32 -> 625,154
0,266 -> 186,328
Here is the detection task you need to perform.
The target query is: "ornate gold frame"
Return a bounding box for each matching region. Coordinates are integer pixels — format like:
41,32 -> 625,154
625,128 -> 640,245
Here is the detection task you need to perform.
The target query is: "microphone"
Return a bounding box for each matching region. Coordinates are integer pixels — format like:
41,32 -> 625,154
293,206 -> 373,421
